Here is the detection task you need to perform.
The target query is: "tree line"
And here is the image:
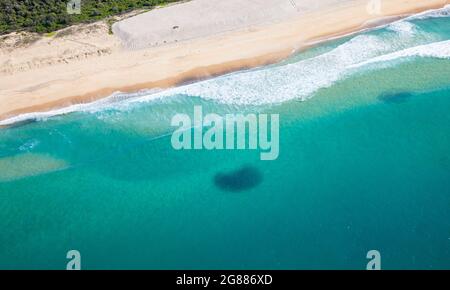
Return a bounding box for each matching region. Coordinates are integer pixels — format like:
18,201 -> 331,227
0,0 -> 178,35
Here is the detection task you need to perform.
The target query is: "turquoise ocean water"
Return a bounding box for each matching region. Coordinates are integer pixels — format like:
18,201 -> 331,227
0,7 -> 449,269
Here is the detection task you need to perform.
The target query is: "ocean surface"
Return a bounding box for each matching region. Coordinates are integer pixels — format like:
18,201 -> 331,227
0,6 -> 449,269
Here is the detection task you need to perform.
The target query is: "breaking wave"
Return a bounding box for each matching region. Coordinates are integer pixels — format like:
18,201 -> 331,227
406,4 -> 450,20
143,30 -> 447,105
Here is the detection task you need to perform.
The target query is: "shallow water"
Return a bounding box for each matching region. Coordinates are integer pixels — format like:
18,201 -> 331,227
0,6 -> 449,269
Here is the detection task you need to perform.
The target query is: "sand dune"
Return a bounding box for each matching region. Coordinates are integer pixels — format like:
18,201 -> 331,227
112,0 -> 349,49
0,0 -> 448,122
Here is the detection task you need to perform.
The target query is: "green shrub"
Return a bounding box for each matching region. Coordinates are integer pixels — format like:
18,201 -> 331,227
0,0 -> 179,35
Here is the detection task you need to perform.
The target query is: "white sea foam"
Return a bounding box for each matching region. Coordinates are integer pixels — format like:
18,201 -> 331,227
371,4 -> 449,36
19,139 -> 40,151
351,40 -> 450,68
360,4 -> 449,37
406,4 -> 450,20
0,89 -> 163,126
387,21 -> 416,35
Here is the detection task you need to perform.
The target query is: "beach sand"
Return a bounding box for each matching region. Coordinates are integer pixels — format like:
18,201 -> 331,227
0,0 -> 448,122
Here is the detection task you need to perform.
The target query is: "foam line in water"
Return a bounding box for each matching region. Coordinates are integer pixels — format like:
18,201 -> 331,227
406,4 -> 450,20
0,89 -> 163,126
351,40 -> 450,69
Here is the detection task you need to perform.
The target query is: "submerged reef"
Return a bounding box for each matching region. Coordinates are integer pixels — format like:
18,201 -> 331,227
214,165 -> 263,192
378,91 -> 413,104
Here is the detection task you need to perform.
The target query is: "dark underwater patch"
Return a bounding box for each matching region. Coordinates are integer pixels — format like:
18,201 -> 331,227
378,91 -> 413,104
214,165 -> 263,192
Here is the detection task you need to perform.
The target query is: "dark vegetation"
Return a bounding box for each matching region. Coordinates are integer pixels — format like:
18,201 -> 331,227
0,0 -> 178,35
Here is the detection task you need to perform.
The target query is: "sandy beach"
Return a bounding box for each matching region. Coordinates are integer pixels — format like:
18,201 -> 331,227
0,0 -> 448,122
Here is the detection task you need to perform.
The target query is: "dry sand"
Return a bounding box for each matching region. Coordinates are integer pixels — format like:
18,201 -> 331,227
0,0 -> 448,122
112,0 -> 349,50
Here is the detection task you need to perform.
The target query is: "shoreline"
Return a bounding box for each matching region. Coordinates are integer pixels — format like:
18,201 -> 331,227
0,0 -> 448,124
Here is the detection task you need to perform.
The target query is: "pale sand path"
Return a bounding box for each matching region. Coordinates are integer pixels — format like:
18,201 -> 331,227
0,0 -> 448,122
112,0 -> 349,50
